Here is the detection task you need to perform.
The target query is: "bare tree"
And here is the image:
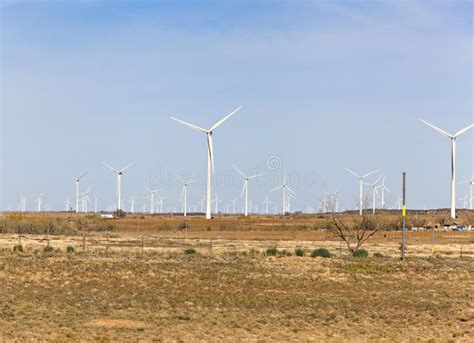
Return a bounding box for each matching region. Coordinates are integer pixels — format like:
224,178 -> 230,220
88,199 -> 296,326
327,215 -> 380,255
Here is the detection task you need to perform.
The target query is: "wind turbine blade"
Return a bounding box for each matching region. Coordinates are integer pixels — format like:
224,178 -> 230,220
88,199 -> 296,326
345,168 -> 361,178
270,186 -> 283,192
241,183 -> 246,198
362,169 -> 379,179
102,161 -> 119,173
233,165 -> 246,178
207,134 -> 215,174
419,119 -> 453,138
170,117 -> 208,134
286,186 -> 296,195
373,174 -> 383,185
248,173 -> 263,179
454,124 -> 474,137
78,172 -> 88,181
120,161 -> 135,173
210,106 -> 241,131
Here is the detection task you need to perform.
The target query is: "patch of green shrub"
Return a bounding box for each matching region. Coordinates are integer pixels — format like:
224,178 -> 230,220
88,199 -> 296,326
184,247 -> 196,255
311,248 -> 331,258
280,249 -> 292,257
43,245 -> 54,253
66,245 -> 75,254
266,247 -> 278,256
295,248 -> 305,257
373,252 -> 384,258
13,244 -> 23,252
353,249 -> 368,258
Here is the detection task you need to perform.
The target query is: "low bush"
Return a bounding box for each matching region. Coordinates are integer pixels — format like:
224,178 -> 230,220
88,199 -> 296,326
353,249 -> 369,258
295,248 -> 305,257
66,245 -> 75,254
311,248 -> 331,258
184,247 -> 196,255
43,245 -> 54,253
13,244 -> 23,253
373,252 -> 384,258
280,249 -> 292,257
266,247 -> 278,256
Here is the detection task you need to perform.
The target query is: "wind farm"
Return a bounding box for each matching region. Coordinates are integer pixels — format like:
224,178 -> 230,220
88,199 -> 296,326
1,1 -> 473,342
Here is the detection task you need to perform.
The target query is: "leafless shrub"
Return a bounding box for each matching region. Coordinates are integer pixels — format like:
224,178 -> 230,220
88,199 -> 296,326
327,215 -> 380,255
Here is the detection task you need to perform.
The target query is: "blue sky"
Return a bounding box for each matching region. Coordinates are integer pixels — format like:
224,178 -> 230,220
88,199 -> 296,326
1,0 -> 473,212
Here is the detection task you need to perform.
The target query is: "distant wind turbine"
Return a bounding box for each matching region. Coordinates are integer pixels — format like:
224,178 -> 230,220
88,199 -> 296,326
233,165 -> 262,217
177,176 -> 195,217
170,106 -> 241,219
364,175 -> 383,215
129,195 -> 136,213
103,162 -> 135,211
145,187 -> 158,215
33,193 -> 44,212
459,175 -> 474,210
74,172 -> 87,213
20,195 -> 27,212
270,173 -> 295,215
64,196 -> 71,212
345,168 -> 379,215
263,195 -> 272,214
376,175 -> 390,209
419,119 -> 474,219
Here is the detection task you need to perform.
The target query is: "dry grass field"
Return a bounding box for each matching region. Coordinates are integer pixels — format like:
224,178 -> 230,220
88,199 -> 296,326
0,211 -> 473,341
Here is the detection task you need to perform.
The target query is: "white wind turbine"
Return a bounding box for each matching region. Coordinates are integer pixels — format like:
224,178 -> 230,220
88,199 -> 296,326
233,165 -> 262,217
364,175 -> 383,215
156,193 -> 166,213
419,119 -> 474,219
171,106 -> 241,219
459,194 -> 469,209
459,175 -> 474,210
94,195 -> 98,213
81,187 -> 91,213
74,172 -> 88,213
345,168 -> 379,216
20,195 -> 27,212
33,193 -> 43,212
396,193 -> 402,210
177,176 -> 195,217
145,187 -> 158,215
129,196 -> 136,213
213,193 -> 222,213
64,196 -> 71,212
270,173 -> 295,215
103,162 -> 135,211
263,195 -> 272,214
376,175 -> 390,209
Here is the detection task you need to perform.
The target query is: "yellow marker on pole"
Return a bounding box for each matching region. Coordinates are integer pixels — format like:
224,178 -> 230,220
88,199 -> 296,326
402,205 -> 406,217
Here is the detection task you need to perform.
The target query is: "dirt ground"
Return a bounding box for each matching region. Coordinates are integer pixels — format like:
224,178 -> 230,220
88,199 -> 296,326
0,212 -> 473,341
